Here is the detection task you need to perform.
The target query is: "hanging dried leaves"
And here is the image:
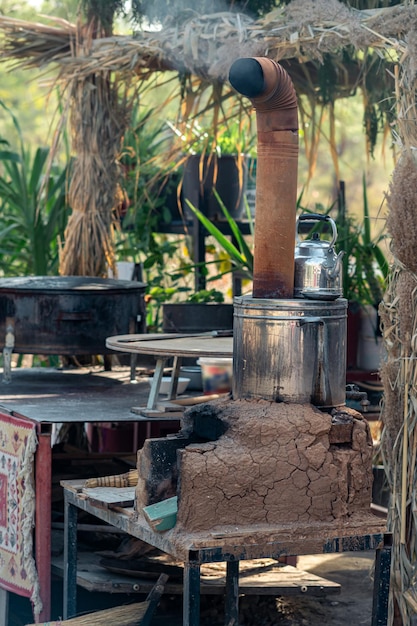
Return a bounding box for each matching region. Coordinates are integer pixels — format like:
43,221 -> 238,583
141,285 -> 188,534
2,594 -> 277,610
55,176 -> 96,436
386,152 -> 417,275
58,23 -> 132,277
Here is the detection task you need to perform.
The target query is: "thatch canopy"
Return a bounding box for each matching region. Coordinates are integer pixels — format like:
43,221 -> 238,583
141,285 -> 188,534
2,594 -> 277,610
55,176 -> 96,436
0,3 -> 409,79
0,0 -> 407,164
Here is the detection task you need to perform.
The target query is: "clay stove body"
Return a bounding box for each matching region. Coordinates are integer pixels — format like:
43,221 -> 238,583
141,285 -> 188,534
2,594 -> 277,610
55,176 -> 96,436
136,58 -> 375,536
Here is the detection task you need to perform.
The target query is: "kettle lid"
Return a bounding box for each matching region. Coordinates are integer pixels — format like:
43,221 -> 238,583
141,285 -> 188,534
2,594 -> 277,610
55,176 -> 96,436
297,233 -> 332,256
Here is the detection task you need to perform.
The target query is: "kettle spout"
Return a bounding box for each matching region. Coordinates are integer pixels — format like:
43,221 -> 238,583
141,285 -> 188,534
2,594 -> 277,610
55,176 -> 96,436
326,249 -> 345,279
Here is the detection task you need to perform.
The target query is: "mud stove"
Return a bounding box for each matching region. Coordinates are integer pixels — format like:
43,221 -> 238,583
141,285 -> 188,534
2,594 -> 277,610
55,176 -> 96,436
133,57 -> 391,625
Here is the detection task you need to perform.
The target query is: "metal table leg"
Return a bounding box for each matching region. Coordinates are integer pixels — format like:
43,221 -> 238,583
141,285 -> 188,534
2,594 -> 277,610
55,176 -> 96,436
167,356 -> 183,400
130,353 -> 138,383
183,555 -> 201,626
146,355 -> 184,408
225,560 -> 239,626
0,588 -> 9,626
63,493 -> 78,619
2,318 -> 14,384
371,533 -> 392,626
146,357 -> 168,409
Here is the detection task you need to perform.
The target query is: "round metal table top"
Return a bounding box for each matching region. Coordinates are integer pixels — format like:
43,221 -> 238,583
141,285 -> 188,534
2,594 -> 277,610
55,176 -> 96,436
106,333 -> 233,358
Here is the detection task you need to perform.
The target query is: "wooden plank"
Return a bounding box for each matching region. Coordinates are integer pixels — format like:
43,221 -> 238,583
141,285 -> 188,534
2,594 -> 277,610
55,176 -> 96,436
52,552 -> 156,594
52,522 -> 127,534
51,552 -> 340,597
60,479 -> 86,494
82,486 -> 135,507
156,401 -> 187,412
143,496 -> 178,531
159,395 -> 225,407
201,562 -> 341,595
130,407 -> 183,418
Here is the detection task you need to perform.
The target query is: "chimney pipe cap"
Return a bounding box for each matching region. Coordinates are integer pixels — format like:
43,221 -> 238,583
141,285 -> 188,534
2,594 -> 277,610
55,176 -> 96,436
229,58 -> 265,98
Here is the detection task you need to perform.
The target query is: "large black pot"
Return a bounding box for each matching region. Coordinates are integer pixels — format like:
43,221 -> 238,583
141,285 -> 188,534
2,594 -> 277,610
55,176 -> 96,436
162,302 -> 233,334
182,154 -> 248,221
0,276 -> 146,355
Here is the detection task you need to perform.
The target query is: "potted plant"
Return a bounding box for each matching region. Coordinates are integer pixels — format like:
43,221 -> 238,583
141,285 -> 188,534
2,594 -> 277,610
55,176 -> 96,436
162,288 -> 234,334
168,119 -> 255,223
334,177 -> 389,371
335,188 -> 388,310
139,234 -> 236,334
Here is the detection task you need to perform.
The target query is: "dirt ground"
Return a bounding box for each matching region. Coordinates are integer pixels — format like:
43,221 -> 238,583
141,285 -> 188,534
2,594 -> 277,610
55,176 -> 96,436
151,551 -> 378,625
286,552 -> 377,626
7,550 -> 378,625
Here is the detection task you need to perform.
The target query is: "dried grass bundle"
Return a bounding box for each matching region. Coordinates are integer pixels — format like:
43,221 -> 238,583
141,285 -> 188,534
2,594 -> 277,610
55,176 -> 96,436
0,3 -> 411,194
26,600 -> 149,625
378,49 -> 417,623
0,4 -> 413,212
84,468 -> 138,488
386,152 -> 417,275
59,24 -> 132,277
0,16 -> 76,70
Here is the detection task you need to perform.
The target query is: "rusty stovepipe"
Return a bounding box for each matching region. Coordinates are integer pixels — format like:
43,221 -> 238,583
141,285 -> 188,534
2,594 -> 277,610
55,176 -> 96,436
229,57 -> 299,299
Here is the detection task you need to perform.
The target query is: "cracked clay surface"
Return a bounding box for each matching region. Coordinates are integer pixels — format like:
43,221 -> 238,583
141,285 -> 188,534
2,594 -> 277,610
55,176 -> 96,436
176,398 -> 373,532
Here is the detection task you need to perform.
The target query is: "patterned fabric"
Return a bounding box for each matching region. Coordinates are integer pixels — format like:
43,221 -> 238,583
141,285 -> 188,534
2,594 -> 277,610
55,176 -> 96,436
0,411 -> 41,614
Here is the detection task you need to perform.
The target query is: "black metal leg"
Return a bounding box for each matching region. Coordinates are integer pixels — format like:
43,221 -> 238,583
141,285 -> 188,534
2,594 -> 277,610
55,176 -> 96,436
167,356 -> 183,400
130,353 -> 138,383
371,534 -> 392,626
0,587 -> 9,626
225,560 -> 239,626
193,216 -> 206,292
63,493 -> 78,619
184,556 -> 201,626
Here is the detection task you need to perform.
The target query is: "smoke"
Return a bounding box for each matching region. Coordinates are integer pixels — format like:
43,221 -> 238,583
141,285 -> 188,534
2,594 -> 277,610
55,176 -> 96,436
134,0 -> 274,26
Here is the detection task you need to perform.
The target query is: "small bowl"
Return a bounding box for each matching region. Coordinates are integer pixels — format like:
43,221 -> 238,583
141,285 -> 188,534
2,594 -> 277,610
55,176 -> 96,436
180,365 -> 203,391
149,376 -> 190,396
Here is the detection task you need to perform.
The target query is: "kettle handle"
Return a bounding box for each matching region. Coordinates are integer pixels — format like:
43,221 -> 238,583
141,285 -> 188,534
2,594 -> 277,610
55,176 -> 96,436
296,214 -> 338,247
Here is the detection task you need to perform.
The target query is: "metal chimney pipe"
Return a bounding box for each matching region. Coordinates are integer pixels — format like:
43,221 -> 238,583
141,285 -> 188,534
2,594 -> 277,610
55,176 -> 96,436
229,57 -> 299,299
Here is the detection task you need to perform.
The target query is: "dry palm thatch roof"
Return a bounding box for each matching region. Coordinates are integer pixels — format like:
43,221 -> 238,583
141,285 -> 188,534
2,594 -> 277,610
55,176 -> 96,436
0,1 -> 407,176
0,2 -> 410,80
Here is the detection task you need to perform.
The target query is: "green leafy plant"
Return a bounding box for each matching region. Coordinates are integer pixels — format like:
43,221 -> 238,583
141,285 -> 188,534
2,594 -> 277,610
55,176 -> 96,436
0,101 -> 70,276
115,106 -> 236,331
187,288 -> 224,303
186,178 -> 390,311
335,175 -> 389,306
142,241 -> 227,331
118,105 -> 178,246
169,119 -> 256,158
185,189 -> 254,281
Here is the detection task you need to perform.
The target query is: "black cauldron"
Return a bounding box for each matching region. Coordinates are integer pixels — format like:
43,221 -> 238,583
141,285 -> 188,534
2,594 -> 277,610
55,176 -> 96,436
0,276 -> 146,355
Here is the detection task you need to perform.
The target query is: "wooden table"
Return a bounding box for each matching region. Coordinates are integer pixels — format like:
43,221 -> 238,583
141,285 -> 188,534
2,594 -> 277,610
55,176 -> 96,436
106,333 -> 233,413
62,479 -> 391,626
0,366 -> 157,625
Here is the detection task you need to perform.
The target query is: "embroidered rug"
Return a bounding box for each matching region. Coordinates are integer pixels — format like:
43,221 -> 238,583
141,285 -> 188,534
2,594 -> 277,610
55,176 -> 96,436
0,411 -> 41,614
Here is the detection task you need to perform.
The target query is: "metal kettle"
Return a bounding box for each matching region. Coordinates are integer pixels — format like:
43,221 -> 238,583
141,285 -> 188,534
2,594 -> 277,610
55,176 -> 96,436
294,213 -> 345,300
